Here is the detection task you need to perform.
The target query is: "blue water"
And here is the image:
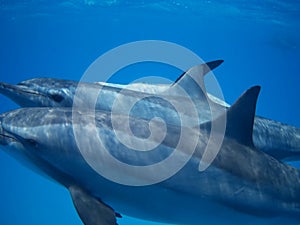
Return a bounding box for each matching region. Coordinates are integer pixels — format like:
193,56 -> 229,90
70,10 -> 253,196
0,1 -> 299,224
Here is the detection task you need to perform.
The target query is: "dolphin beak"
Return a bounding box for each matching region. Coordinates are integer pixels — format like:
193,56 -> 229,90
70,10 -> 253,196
0,117 -> 16,146
0,132 -> 16,146
0,82 -> 20,93
0,82 -> 42,107
0,82 -> 39,96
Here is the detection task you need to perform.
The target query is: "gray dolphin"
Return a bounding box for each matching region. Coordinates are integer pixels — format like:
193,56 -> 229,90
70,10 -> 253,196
1,61 -> 300,162
0,86 -> 300,225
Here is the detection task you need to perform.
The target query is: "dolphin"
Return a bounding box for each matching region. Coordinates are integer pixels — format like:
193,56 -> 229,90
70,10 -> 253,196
0,86 -> 300,225
1,61 -> 299,162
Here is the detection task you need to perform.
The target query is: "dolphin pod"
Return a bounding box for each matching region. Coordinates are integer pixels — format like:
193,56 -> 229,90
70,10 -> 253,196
0,61 -> 300,225
1,61 -> 300,161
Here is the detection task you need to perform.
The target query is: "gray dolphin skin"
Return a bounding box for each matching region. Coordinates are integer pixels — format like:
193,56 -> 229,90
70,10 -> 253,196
0,86 -> 300,225
1,60 -> 300,161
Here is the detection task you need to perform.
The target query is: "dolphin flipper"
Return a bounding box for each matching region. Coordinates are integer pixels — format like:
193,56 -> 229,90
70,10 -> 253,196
69,186 -> 121,225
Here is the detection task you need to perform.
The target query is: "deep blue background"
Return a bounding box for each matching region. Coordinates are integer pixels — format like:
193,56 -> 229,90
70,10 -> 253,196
0,1 -> 299,224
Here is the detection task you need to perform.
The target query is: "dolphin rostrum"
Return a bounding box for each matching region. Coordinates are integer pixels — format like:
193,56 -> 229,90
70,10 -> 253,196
1,61 -> 299,162
0,85 -> 299,225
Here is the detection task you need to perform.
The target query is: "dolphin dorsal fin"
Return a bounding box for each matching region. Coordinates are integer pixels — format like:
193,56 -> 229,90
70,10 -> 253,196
225,86 -> 261,146
200,86 -> 260,147
173,60 -> 224,84
166,60 -> 224,99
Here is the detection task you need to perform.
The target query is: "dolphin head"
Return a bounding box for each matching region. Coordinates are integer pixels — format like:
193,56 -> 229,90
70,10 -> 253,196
0,111 -> 23,151
0,108 -> 77,169
0,110 -> 40,172
0,78 -> 76,107
0,108 -> 83,186
0,107 -> 92,189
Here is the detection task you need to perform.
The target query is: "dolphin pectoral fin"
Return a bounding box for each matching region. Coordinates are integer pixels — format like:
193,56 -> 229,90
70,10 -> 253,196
69,186 -> 121,225
167,60 -> 224,98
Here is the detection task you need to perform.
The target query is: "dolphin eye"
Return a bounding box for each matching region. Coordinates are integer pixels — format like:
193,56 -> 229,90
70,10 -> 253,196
50,94 -> 64,103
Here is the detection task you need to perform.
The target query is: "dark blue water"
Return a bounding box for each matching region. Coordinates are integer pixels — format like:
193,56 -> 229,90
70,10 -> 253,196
0,1 -> 299,224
